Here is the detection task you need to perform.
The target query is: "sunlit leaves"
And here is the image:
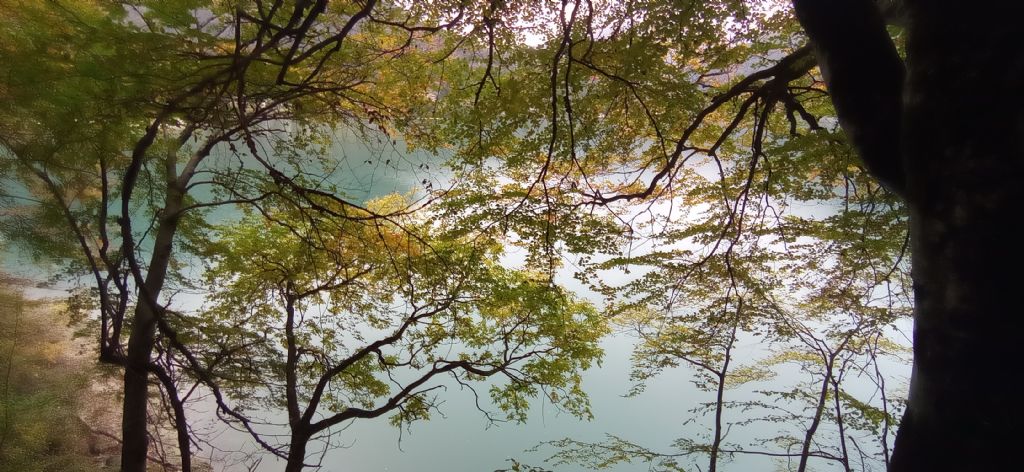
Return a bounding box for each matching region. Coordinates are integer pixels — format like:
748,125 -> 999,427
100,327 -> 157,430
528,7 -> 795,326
0,1 -> 917,470
189,189 -> 607,451
426,1 -> 915,470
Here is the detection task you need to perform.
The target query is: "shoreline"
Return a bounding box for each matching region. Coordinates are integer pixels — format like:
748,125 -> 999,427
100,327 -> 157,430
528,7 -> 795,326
0,278 -> 210,472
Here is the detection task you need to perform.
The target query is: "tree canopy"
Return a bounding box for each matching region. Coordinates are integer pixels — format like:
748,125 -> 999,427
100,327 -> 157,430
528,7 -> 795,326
3,1 -> 1014,471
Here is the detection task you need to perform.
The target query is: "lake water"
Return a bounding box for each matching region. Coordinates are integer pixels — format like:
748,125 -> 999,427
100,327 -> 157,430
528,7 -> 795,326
1,129 -> 911,472
175,134 -> 713,472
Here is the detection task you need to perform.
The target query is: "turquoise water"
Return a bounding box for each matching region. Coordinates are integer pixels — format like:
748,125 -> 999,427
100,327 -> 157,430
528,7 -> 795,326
1,131 -> 910,472
171,135 -> 765,471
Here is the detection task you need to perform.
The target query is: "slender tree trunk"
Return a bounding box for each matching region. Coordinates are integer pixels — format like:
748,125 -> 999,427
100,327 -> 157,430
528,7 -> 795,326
829,372 -> 851,472
282,294 -> 309,472
891,4 -> 1024,470
169,383 -> 192,472
152,364 -> 192,472
708,322 -> 737,472
797,361 -> 832,472
120,189 -> 184,472
869,336 -> 892,468
707,372 -> 725,472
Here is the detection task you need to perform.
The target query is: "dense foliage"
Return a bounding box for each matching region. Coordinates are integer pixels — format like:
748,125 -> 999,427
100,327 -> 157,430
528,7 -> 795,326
0,1 -> 916,471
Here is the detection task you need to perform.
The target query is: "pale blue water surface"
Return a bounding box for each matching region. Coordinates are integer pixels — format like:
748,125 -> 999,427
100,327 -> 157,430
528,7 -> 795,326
0,128 -> 910,472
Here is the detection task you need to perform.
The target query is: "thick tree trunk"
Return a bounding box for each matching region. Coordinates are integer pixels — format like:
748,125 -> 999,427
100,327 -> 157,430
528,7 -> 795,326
891,4 -> 1024,470
792,1 -> 1024,468
120,302 -> 157,472
284,429 -> 311,472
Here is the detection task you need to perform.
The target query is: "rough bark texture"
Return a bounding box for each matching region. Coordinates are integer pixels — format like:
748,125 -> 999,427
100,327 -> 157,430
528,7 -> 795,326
891,3 -> 1024,470
795,0 -> 1024,469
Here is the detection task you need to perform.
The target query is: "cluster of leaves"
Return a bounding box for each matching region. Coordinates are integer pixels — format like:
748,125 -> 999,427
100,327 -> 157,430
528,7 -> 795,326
173,192 -> 607,459
0,1 -> 621,469
428,1 -> 913,470
0,1 -> 915,471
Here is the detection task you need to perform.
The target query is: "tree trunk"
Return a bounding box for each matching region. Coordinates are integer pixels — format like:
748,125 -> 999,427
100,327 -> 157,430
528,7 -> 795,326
892,4 -> 1024,470
284,429 -> 311,472
120,192 -> 184,472
708,322 -> 737,472
797,361 -> 832,472
120,302 -> 157,472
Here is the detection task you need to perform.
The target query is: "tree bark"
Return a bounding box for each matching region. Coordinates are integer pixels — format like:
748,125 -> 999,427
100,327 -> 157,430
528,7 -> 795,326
120,306 -> 156,472
284,429 -> 311,472
891,3 -> 1024,470
792,1 -> 1024,468
120,187 -> 185,472
797,360 -> 832,472
707,321 -> 737,472
791,0 -> 906,196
